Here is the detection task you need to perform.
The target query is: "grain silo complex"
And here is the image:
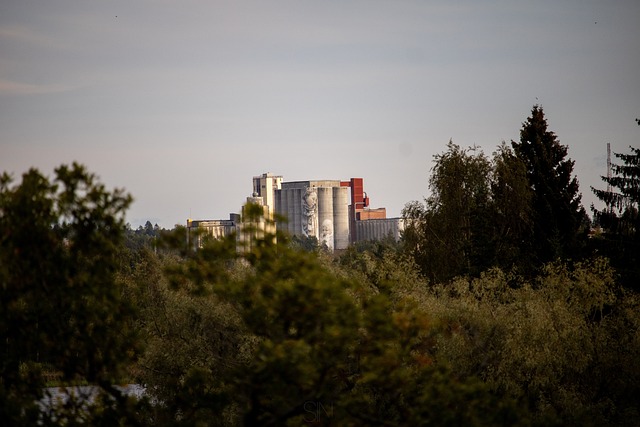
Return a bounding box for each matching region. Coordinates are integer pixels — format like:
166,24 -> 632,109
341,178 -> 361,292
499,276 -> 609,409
273,180 -> 350,250
187,172 -> 403,251
253,173 -> 404,250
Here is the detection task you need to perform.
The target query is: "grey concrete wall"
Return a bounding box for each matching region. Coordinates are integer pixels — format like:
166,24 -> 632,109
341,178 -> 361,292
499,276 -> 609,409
355,218 -> 405,243
317,187 -> 334,250
333,186 -> 350,250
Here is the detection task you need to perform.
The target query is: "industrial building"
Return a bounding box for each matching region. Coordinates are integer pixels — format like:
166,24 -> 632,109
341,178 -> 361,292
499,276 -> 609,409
187,172 -> 404,251
273,179 -> 350,250
186,194 -> 274,252
186,215 -> 239,249
253,173 -> 404,249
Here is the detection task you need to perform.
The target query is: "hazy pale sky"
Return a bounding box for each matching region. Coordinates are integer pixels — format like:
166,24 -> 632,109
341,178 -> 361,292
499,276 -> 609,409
1,0 -> 639,228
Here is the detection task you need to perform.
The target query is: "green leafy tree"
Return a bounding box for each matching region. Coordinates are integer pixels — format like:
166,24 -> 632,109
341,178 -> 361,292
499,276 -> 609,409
124,246 -> 250,426
403,141 -> 494,282
425,259 -> 640,426
0,163 -> 141,425
288,234 -> 320,253
490,142 -> 534,274
512,105 -> 589,265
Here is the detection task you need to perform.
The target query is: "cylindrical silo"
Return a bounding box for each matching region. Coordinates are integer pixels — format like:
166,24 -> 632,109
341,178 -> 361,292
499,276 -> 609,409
294,187 -> 303,237
317,187 -> 334,250
285,187 -> 295,236
301,186 -> 318,239
333,186 -> 349,250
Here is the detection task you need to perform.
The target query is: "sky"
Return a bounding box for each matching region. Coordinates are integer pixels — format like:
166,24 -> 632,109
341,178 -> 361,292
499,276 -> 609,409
1,0 -> 639,229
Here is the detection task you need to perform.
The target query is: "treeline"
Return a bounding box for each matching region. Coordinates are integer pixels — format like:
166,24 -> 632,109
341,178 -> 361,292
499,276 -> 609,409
1,107 -> 639,425
403,106 -> 639,287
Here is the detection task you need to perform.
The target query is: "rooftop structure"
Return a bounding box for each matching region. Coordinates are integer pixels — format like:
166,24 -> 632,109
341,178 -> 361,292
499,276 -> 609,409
252,172 -> 283,219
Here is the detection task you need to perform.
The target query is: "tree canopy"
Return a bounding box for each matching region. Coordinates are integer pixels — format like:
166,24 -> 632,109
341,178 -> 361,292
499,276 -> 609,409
404,105 -> 589,281
0,163 -> 141,425
403,141 -> 494,282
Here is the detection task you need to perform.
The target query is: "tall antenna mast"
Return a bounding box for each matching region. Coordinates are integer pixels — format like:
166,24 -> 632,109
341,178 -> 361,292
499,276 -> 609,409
606,142 -> 612,194
606,142 -> 613,214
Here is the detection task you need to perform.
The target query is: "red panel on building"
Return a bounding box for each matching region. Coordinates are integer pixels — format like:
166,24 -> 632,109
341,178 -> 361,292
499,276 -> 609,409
350,178 -> 364,210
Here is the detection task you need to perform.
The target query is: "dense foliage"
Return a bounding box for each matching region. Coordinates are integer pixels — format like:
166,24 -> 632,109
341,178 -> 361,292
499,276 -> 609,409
0,164 -> 143,425
126,218 -> 524,426
403,142 -> 494,282
2,108 -> 639,425
404,106 -> 590,280
116,231 -> 639,426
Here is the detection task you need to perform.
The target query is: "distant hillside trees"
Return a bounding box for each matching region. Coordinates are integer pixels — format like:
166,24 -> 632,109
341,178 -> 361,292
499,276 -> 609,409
123,220 -> 163,250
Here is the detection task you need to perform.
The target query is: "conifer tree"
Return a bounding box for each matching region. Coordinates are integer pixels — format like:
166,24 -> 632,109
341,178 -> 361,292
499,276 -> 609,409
511,105 -> 588,265
591,120 -> 640,288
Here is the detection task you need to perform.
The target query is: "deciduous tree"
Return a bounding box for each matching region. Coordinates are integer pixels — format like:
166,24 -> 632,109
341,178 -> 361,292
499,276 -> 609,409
0,164 -> 141,425
403,141 -> 494,282
490,142 -> 534,274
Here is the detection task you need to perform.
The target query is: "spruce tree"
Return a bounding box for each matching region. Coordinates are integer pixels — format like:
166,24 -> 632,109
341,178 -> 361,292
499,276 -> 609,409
511,105 -> 588,266
591,121 -> 640,288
